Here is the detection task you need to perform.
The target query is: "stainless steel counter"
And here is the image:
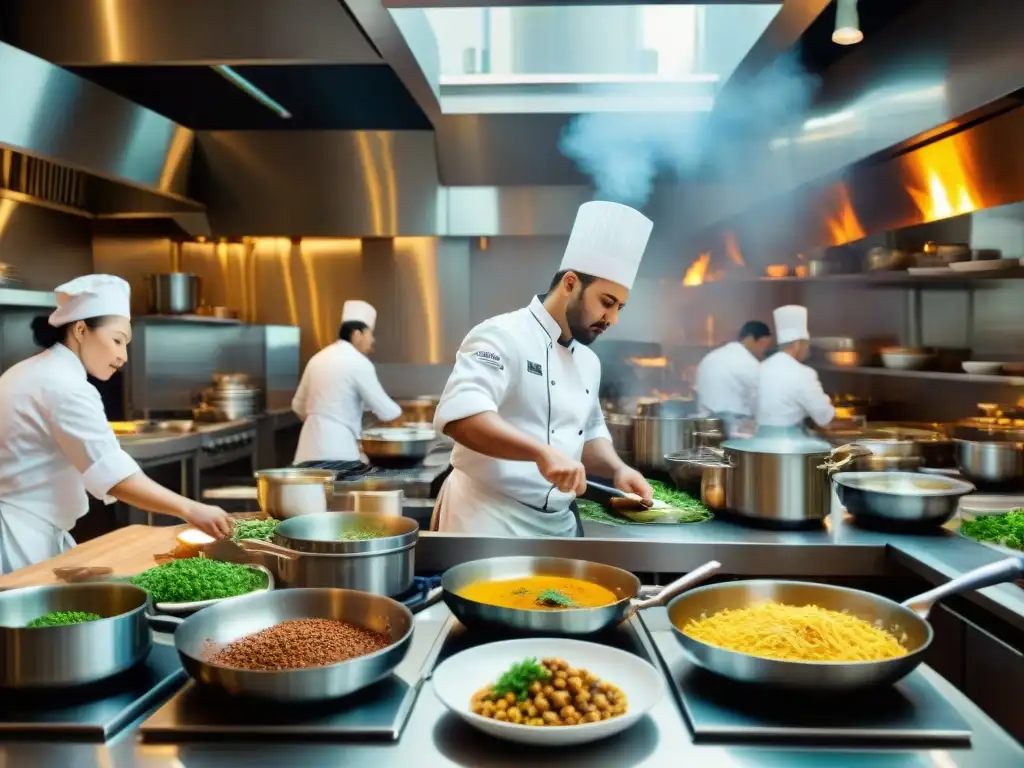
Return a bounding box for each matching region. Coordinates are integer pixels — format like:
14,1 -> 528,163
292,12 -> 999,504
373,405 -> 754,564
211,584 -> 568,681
117,420 -> 257,463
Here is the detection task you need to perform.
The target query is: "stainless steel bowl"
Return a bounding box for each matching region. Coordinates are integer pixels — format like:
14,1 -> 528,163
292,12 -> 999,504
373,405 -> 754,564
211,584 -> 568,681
832,471 -> 974,526
0,583 -> 151,688
954,434 -> 1024,489
360,427 -> 435,467
667,558 -> 1023,691
274,511 -> 418,555
154,588 -> 420,702
254,468 -> 335,520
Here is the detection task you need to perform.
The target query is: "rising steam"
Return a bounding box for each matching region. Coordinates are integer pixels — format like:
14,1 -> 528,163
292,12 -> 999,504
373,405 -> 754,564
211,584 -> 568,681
558,52 -> 822,208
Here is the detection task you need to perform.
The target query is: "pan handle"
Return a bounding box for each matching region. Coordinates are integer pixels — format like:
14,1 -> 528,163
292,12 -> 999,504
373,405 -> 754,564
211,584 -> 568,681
146,613 -> 185,634
412,586 -> 444,615
236,538 -> 301,562
628,560 -> 721,618
901,556 -> 1024,619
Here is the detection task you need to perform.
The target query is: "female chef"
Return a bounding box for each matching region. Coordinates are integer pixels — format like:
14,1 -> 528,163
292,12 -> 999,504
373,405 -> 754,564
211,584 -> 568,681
431,201 -> 655,537
0,275 -> 232,574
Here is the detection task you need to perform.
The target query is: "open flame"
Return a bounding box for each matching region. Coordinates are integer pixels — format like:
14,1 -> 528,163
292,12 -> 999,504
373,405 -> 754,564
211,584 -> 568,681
628,356 -> 670,369
824,184 -> 865,245
683,252 -> 711,286
904,133 -> 982,221
723,232 -> 745,266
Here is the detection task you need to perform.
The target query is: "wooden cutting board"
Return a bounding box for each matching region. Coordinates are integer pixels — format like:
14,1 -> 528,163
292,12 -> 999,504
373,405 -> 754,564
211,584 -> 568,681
0,524 -> 186,589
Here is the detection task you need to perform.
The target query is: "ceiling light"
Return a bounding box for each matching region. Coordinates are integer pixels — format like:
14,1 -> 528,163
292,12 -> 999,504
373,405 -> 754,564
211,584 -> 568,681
211,65 -> 291,119
832,0 -> 863,45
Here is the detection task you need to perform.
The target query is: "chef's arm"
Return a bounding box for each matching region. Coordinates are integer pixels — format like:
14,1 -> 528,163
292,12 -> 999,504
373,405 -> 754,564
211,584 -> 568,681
355,364 -> 402,422
444,412 -> 550,462
292,369 -> 310,421
800,373 -> 840,428
581,437 -> 627,476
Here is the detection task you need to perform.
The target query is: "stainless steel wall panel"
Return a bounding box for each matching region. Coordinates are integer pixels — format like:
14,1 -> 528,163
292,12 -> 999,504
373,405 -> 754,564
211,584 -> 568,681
0,0 -> 380,65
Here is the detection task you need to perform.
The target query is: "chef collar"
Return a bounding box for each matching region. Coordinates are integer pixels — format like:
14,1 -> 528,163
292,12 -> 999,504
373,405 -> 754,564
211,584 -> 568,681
529,295 -> 575,351
50,339 -> 87,379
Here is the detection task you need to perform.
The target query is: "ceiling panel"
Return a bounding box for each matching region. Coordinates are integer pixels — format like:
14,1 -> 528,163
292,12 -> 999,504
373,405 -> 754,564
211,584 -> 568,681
66,64 -> 433,131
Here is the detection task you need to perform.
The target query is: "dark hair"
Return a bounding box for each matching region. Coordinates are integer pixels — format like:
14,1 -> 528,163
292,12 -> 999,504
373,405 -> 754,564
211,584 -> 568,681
738,320 -> 771,342
31,315 -> 108,349
339,320 -> 370,342
547,270 -> 597,293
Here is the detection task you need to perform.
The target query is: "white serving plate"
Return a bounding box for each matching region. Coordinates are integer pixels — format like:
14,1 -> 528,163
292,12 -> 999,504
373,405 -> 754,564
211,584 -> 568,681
153,563 -> 275,615
880,351 -> 931,370
432,638 -> 664,747
949,259 -> 1018,273
946,502 -> 1024,558
962,361 -> 1002,375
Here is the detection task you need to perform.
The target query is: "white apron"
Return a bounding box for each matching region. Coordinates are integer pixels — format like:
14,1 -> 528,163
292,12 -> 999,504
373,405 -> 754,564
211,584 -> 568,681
0,504 -> 76,574
430,469 -> 578,537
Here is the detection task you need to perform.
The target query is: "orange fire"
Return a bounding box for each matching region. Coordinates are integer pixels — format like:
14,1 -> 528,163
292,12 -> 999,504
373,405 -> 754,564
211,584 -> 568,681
824,184 -> 865,245
628,356 -> 670,368
684,252 -> 711,286
904,133 -> 982,221
723,232 -> 745,266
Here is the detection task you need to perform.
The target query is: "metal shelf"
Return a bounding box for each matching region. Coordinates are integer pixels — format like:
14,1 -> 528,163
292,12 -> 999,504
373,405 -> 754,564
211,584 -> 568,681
0,287 -> 56,309
684,267 -> 1024,290
812,363 -> 1024,386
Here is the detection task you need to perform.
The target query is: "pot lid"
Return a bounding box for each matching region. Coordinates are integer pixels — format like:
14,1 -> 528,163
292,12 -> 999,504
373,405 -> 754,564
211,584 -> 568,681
723,426 -> 832,455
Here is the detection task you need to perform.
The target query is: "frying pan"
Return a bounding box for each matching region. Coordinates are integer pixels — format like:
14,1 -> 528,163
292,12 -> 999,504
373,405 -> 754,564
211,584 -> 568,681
440,556 -> 720,635
667,557 -> 1024,691
149,586 -> 442,702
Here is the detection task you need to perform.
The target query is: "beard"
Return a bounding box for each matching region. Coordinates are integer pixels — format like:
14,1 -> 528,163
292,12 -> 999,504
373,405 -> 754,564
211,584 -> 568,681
566,295 -> 609,346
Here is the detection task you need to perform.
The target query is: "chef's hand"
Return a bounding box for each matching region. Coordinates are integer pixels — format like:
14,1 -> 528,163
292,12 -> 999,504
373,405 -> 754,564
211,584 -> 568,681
183,502 -> 233,539
613,466 -> 654,505
536,446 -> 587,496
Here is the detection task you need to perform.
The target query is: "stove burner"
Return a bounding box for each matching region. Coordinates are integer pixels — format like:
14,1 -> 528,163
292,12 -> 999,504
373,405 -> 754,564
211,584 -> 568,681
294,460 -> 377,480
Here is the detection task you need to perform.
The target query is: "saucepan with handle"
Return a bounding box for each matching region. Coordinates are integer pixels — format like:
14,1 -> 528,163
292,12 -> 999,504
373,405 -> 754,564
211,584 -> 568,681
440,556 -> 720,635
667,556 -> 1024,691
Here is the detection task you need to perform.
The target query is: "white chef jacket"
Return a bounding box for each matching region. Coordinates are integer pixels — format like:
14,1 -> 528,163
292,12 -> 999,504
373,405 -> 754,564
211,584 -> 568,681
292,340 -> 402,463
755,351 -> 836,429
695,341 -> 760,418
432,296 -> 612,537
0,343 -> 141,574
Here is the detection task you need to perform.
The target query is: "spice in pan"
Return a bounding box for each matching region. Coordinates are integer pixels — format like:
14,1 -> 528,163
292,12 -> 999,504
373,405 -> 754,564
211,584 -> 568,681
27,611 -> 102,628
130,558 -> 267,604
209,618 -> 392,670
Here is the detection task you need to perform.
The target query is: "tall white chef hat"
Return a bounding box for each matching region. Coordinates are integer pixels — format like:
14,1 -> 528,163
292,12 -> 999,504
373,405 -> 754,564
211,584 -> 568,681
558,201 -> 653,290
48,274 -> 131,327
773,304 -> 810,345
341,300 -> 377,330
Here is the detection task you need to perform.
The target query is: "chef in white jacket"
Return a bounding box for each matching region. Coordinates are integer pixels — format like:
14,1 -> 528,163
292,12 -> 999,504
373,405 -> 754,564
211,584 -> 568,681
432,201 -> 655,537
0,275 -> 232,574
756,305 -> 839,430
695,320 -> 772,436
292,300 -> 402,464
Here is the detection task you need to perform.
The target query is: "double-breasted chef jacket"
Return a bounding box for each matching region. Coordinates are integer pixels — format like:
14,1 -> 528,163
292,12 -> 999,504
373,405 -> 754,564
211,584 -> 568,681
0,343 -> 141,574
432,296 -> 612,537
293,340 -> 402,463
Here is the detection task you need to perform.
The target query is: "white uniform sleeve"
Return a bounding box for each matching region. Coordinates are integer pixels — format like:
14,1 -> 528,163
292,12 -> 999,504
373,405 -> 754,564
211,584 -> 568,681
354,361 -> 403,422
742,358 -> 761,417
47,387 -> 141,503
583,399 -> 612,443
292,367 -> 311,420
797,369 -> 836,427
434,322 -> 516,434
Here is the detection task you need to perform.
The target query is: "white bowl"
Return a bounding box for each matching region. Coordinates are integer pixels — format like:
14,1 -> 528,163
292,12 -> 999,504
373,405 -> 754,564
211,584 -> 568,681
962,361 -> 1002,375
432,638 -> 664,746
880,351 -> 931,370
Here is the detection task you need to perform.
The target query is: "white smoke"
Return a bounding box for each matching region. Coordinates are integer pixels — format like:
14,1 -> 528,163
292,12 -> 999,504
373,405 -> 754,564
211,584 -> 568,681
558,51 -> 823,208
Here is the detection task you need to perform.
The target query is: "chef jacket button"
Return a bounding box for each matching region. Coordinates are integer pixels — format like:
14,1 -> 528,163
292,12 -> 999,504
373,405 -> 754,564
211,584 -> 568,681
578,429 -> 583,436
551,429 -> 555,435
586,389 -> 590,394
551,380 -> 555,385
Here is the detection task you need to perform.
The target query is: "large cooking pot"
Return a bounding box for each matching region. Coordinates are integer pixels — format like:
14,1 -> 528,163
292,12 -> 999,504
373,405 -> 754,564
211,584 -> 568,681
360,426 -> 435,468
953,425 -> 1024,490
254,468 -> 335,519
238,511 -> 418,595
605,413 -> 636,466
672,427 -> 850,526
147,273 -> 199,315
0,583 -> 152,688
635,416 -> 722,474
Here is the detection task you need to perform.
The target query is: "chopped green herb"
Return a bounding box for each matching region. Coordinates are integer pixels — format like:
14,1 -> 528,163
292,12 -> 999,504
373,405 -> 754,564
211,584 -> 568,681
578,479 -> 712,525
535,589 -> 576,608
337,527 -> 384,541
492,657 -> 550,701
232,518 -> 279,542
130,558 -> 267,604
27,611 -> 102,628
961,510 -> 1024,551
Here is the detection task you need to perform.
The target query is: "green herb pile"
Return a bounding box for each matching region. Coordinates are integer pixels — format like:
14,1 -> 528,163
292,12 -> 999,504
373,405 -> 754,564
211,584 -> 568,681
130,558 -> 268,604
27,611 -> 102,628
535,589 -> 576,608
338,527 -> 384,541
577,478 -> 712,525
960,509 -> 1024,551
492,658 -> 551,701
232,518 -> 279,542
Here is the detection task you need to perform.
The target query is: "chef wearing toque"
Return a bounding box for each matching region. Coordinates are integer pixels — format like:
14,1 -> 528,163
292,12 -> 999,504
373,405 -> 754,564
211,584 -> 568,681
431,201 -> 655,537
0,275 -> 232,574
756,305 -> 840,431
293,300 -> 402,464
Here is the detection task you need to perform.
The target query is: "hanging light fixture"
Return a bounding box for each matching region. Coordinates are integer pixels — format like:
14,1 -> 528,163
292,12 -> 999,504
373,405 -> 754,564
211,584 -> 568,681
832,0 -> 864,45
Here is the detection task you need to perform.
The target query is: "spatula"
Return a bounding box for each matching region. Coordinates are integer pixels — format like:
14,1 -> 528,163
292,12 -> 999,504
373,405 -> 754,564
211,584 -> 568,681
586,480 -> 669,512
